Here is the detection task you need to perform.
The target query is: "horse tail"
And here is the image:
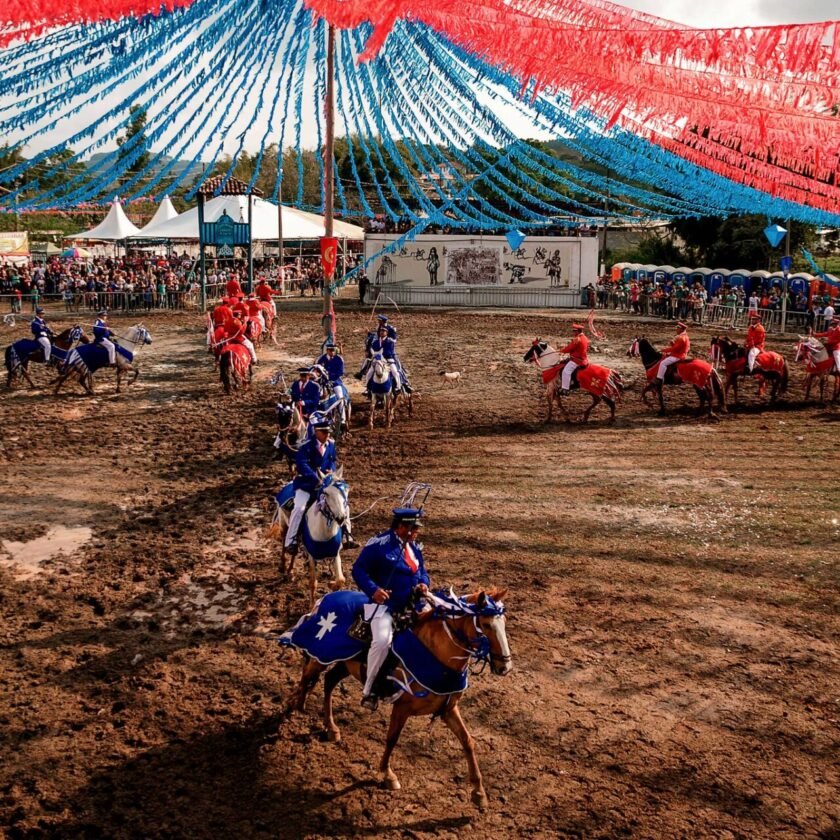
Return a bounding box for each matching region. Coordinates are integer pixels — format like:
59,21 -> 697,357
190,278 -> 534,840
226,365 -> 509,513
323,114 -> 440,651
780,361 -> 789,395
4,344 -> 13,374
606,370 -> 623,401
709,367 -> 726,408
220,351 -> 233,394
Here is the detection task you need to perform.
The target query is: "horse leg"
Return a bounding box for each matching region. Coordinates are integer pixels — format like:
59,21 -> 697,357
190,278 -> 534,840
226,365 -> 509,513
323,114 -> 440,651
604,396 -> 616,423
656,383 -> 666,416
442,703 -> 487,809
582,394 -> 598,422
323,662 -> 348,742
22,366 -> 36,389
805,375 -> 813,401
330,549 -> 345,591
283,657 -> 325,719
368,398 -> 375,430
379,702 -> 411,791
115,364 -> 122,394
308,556 -> 317,609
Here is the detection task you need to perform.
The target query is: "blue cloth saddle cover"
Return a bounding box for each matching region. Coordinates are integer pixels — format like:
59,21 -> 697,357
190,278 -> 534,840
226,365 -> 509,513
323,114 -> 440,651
274,481 -> 296,510
280,591 -> 468,696
75,342 -> 133,373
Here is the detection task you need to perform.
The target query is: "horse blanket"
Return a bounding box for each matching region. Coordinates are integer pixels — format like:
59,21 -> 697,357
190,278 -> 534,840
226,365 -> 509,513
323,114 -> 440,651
274,481 -> 343,561
69,342 -> 133,373
542,361 -> 617,398
280,590 -> 468,695
726,351 -> 786,376
223,344 -> 251,378
645,357 -> 713,388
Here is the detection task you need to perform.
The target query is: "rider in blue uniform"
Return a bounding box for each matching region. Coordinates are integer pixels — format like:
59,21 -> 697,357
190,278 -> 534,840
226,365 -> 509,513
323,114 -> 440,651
356,315 -> 398,381
31,306 -> 54,363
352,507 -> 430,710
315,342 -> 348,431
364,324 -> 406,395
93,310 -> 116,365
284,413 -> 359,556
289,367 -> 321,418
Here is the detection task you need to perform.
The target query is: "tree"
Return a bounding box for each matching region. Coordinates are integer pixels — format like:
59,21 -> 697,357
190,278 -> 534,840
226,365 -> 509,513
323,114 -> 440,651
116,105 -> 151,177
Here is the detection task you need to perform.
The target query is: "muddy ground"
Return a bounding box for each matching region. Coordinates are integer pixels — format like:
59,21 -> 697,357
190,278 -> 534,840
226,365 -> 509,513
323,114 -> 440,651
0,304 -> 838,840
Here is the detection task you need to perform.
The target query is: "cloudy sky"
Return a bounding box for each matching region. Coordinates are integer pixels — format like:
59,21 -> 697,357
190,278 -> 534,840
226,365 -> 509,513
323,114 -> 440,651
620,0 -> 837,26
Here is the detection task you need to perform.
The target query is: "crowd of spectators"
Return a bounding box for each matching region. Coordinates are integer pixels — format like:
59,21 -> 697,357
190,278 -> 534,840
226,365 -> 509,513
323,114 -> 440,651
586,274 -> 830,329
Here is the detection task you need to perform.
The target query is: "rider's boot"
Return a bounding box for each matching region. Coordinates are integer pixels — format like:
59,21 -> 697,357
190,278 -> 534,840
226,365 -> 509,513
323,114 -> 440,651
402,381 -> 413,394
360,694 -> 379,711
341,524 -> 360,550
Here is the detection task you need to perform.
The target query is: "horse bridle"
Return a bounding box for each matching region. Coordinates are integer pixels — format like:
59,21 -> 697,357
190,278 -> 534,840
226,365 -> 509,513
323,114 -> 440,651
442,610 -> 512,671
318,482 -> 348,526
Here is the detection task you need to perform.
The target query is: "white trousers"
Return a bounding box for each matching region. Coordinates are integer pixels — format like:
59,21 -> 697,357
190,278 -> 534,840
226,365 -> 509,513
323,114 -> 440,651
833,349 -> 840,371
561,360 -> 578,390
332,383 -> 346,423
656,355 -> 679,381
242,337 -> 257,363
362,604 -> 394,696
38,336 -> 51,362
365,360 -> 401,390
747,347 -> 760,371
99,338 -> 116,365
285,489 -> 311,547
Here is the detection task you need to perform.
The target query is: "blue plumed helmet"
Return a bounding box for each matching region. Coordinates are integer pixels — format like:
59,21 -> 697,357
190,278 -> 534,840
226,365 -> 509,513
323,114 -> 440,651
309,412 -> 332,430
391,507 -> 424,527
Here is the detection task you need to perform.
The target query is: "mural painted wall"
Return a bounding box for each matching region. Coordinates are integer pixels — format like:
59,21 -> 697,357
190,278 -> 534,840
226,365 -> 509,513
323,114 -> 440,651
364,234 -> 598,290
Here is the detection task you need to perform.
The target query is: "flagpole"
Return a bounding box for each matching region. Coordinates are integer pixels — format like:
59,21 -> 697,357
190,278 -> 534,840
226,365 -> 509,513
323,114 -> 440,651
322,24 -> 336,318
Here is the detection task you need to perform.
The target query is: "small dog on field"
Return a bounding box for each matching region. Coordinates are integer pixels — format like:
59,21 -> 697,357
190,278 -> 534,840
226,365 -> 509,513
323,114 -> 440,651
439,370 -> 462,385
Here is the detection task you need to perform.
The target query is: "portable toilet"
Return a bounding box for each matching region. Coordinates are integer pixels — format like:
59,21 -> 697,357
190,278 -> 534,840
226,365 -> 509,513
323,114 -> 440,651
788,272 -> 813,299
611,262 -> 629,281
638,264 -> 657,282
749,270 -> 771,296
689,267 -> 713,292
672,266 -> 692,284
707,268 -> 731,296
653,265 -> 676,283
622,263 -> 641,282
727,269 -> 751,289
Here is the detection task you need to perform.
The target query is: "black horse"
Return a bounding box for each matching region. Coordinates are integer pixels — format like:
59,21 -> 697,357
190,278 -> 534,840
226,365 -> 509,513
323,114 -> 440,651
710,336 -> 788,404
628,337 -> 726,418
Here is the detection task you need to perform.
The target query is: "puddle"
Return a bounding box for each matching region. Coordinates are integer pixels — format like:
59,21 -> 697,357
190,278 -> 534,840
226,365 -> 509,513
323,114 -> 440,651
0,525 -> 92,580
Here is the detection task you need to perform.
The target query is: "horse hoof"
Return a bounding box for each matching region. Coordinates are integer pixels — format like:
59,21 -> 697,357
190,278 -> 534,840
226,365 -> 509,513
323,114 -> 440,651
471,790 -> 489,810
384,777 -> 401,792
329,579 -> 344,591
327,729 -> 342,743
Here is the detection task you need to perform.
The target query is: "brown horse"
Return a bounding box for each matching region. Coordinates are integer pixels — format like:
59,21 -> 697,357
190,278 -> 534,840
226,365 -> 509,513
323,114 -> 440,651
4,326 -> 89,389
282,588 -> 512,808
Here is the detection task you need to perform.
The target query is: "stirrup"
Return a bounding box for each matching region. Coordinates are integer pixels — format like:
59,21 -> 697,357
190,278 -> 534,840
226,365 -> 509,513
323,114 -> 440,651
285,540 -> 299,557
360,694 -> 379,711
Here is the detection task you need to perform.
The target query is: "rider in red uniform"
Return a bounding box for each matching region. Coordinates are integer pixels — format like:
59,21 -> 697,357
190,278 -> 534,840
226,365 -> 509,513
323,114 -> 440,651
225,275 -> 244,300
815,315 -> 840,372
559,324 -> 589,394
745,311 -> 766,372
656,322 -> 690,383
211,298 -> 233,328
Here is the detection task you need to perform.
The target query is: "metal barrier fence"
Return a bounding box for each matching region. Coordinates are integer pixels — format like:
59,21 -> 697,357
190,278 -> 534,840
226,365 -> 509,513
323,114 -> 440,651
373,283 -> 583,309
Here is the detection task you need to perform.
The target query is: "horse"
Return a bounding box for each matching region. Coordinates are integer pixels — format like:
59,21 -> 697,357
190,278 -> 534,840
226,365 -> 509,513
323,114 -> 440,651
794,335 -> 840,402
55,325 -> 152,395
259,301 -> 278,345
628,337 -> 726,417
219,342 -> 253,394
710,336 -> 788,404
270,471 -> 350,607
311,365 -> 352,440
280,588 -> 512,808
367,352 -> 398,430
522,338 -> 623,422
272,397 -> 306,475
4,326 -> 89,389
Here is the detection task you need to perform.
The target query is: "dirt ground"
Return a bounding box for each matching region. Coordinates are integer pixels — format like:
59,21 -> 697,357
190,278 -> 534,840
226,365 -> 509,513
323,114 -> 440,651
1,304 -> 838,840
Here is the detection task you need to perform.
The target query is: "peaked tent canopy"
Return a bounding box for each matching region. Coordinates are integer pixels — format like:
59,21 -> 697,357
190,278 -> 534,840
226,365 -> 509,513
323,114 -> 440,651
134,196 -> 364,241
135,195 -> 180,236
70,200 -> 142,241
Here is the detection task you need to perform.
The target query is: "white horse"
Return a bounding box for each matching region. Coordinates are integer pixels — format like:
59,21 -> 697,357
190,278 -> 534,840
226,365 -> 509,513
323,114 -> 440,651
272,471 -> 350,607
56,324 -> 153,395
795,335 -> 840,402
368,353 -> 397,429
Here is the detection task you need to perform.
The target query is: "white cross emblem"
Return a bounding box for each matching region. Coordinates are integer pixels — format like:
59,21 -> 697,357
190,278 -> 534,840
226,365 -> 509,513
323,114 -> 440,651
316,611 -> 338,640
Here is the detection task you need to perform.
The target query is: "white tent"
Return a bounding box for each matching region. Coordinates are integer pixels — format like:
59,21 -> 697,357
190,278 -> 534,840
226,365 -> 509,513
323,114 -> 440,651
133,195 -> 364,241
69,199 -> 142,241
135,195 -> 179,236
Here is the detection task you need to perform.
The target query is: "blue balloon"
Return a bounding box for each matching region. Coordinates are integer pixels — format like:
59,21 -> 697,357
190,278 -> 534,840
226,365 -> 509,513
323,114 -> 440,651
506,229 -> 526,250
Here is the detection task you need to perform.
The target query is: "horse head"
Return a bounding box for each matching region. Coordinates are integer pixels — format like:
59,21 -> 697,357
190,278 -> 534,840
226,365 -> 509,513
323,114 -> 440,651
125,325 -> 153,346
627,337 -> 640,357
319,472 -> 349,525
371,353 -> 389,384
795,335 -> 824,363
522,338 -> 547,363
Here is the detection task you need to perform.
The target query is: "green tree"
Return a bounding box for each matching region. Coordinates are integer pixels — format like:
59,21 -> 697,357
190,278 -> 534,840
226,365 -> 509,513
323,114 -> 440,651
116,106 -> 151,177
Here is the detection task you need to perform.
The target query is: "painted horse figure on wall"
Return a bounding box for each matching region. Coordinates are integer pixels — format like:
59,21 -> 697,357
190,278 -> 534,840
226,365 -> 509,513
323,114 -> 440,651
629,337 -> 726,418
4,326 -> 88,389
795,335 -> 840,403
279,588 -> 512,809
710,336 -> 788,404
55,325 -> 152,395
523,338 -> 623,422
